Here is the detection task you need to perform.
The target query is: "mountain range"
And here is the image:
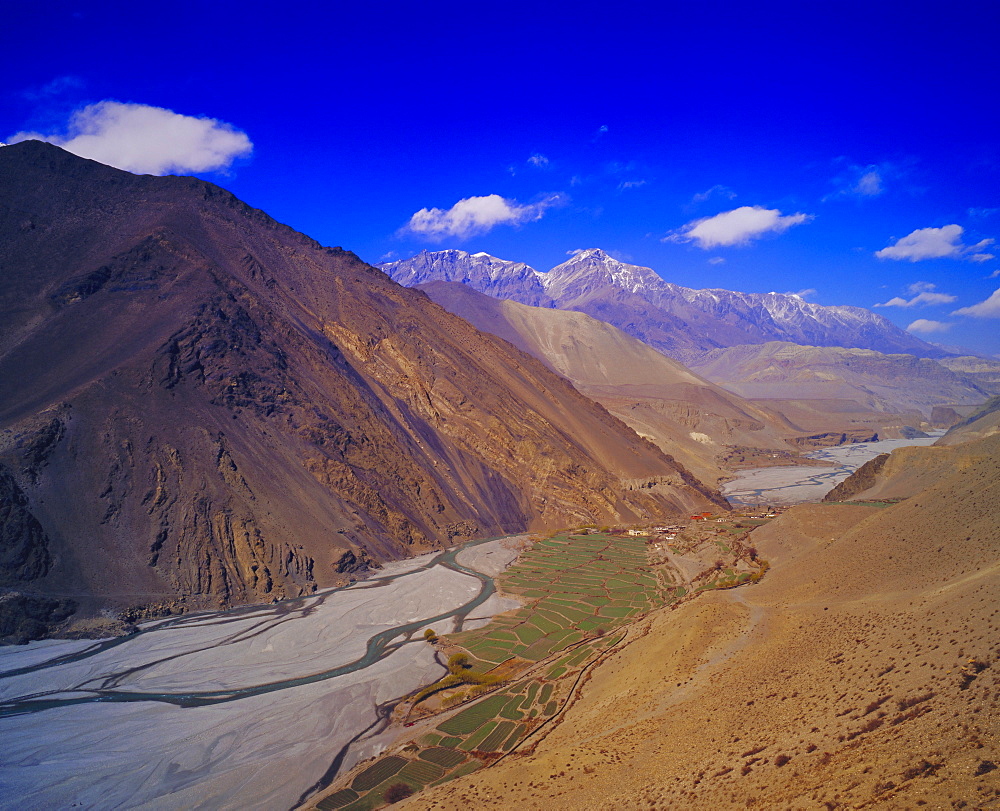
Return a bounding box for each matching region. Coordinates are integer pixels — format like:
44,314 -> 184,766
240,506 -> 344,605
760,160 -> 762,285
380,248 -> 943,362
0,141 -> 721,627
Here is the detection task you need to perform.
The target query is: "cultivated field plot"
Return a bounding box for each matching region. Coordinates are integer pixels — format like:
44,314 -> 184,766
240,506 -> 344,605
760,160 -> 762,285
311,528 -> 765,810
448,532 -> 661,666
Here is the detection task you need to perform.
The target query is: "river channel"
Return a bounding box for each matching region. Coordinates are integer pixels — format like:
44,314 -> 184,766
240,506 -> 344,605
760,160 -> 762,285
0,536 -> 522,810
721,432 -> 945,505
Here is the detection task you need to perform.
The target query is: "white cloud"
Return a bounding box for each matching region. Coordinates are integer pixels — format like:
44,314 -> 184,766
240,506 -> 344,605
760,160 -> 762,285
404,193 -> 564,240
692,184 -> 737,203
988,269 -> 1000,279
853,169 -> 883,196
566,248 -> 586,255
907,319 -> 952,333
618,179 -> 646,191
708,257 -> 725,265
8,101 -> 252,175
823,161 -> 892,201
528,153 -> 549,167
666,206 -> 811,249
787,288 -> 817,299
875,281 -> 957,308
952,288 -> 1000,318
875,225 -> 995,262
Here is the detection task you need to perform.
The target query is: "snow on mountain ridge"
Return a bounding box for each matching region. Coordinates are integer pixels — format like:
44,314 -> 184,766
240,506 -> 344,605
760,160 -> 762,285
379,248 -> 943,359
379,249 -> 552,307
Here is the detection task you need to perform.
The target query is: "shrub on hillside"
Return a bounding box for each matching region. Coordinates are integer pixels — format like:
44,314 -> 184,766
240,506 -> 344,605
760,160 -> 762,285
384,782 -> 413,803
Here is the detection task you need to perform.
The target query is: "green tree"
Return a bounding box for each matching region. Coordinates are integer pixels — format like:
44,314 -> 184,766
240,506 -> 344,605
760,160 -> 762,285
448,652 -> 470,671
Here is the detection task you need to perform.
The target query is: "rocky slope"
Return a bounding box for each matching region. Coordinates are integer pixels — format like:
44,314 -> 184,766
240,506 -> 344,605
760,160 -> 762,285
419,281 -> 801,485
939,356 -> 1000,395
405,431 -> 1000,810
938,396 -> 1000,444
688,341 -> 987,413
381,248 -> 944,361
0,141 -> 723,625
822,453 -> 891,501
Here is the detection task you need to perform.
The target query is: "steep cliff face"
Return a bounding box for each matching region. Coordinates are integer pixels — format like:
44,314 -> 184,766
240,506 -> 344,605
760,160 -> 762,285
0,466 -> 51,585
0,141 -> 721,617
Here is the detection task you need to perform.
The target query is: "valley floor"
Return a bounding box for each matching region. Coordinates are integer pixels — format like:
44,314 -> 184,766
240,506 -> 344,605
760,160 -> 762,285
721,433 -> 943,505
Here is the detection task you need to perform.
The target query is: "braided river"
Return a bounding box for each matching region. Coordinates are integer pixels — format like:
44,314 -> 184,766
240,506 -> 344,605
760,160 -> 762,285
0,537 -> 520,810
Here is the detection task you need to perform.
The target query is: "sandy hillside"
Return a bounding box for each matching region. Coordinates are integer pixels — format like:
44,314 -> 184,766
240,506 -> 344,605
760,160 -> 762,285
418,281 -> 801,486
403,434 -> 1000,809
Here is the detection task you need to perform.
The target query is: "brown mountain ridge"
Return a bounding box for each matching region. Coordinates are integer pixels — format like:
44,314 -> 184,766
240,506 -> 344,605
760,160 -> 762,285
0,141 -> 722,629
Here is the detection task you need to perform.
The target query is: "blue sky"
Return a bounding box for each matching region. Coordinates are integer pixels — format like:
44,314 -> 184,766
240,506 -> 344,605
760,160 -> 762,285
4,1 -> 1000,354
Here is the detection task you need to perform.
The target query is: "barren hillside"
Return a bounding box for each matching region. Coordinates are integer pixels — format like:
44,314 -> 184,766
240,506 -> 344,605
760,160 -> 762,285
0,141 -> 722,627
687,341 -> 987,426
404,432 -> 1000,809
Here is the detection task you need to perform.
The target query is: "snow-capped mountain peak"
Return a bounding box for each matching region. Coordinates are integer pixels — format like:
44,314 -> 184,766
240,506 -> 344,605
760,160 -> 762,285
377,248 -> 942,360
378,249 -> 553,307
548,249 -> 665,297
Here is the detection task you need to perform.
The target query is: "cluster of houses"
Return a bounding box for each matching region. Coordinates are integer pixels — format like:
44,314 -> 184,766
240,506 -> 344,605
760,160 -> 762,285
626,524 -> 684,542
622,508 -> 782,544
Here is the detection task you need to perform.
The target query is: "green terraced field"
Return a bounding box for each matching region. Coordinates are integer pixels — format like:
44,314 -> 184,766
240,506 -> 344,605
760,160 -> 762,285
419,747 -> 466,767
350,756 -> 407,792
457,720 -> 499,751
445,532 -> 667,666
315,529 -> 767,811
315,788 -> 358,810
478,720 -> 517,752
398,760 -> 444,784
437,695 -> 510,736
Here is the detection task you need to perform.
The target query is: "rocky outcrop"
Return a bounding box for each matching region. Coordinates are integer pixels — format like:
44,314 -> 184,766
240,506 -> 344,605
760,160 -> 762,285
0,465 -> 51,584
822,453 -> 890,501
0,592 -> 76,645
790,431 -> 879,449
